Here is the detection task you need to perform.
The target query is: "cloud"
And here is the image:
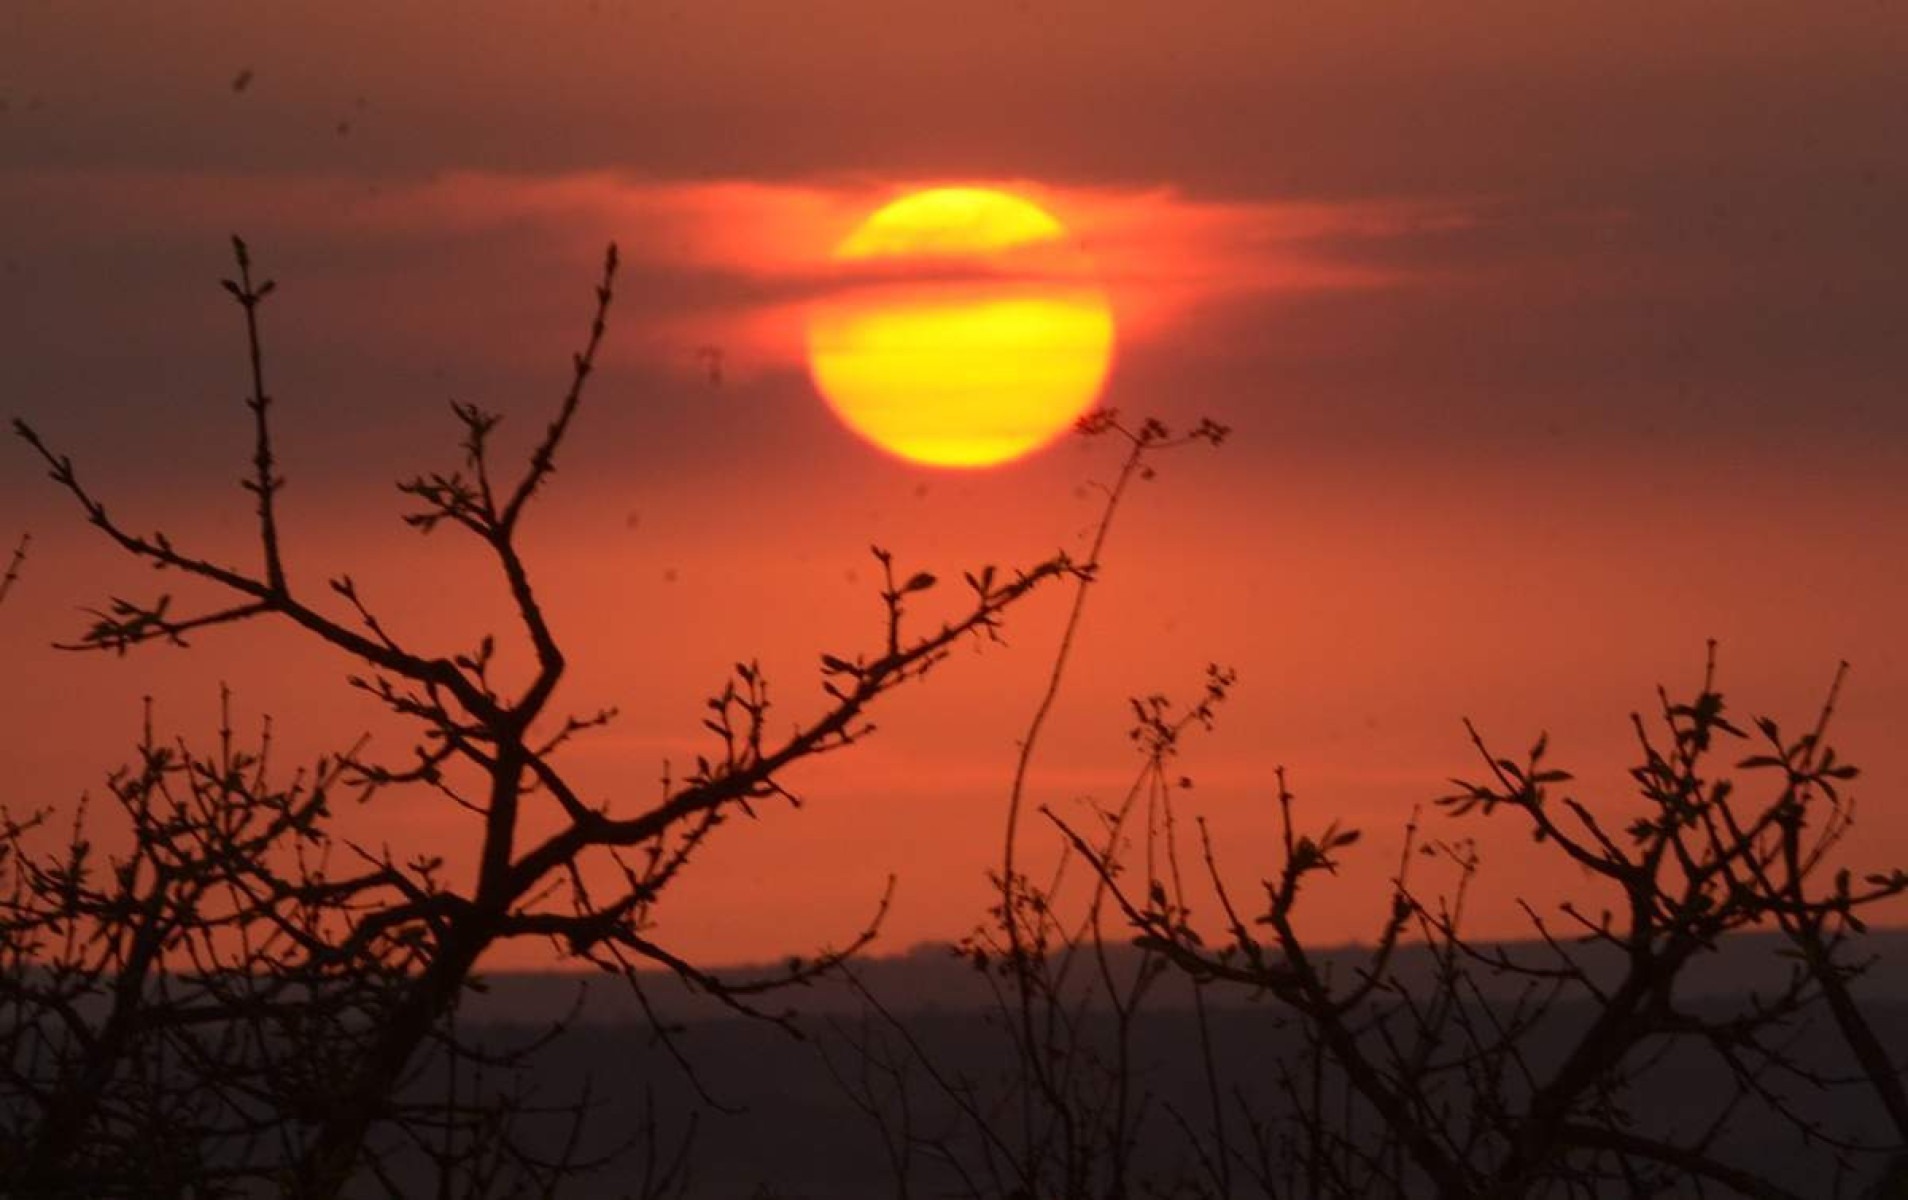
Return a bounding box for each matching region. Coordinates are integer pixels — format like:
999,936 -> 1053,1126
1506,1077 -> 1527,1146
2,167 -> 1466,384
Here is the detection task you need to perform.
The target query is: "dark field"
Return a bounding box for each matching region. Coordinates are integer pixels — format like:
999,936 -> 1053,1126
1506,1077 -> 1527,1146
422,932 -> 1908,1198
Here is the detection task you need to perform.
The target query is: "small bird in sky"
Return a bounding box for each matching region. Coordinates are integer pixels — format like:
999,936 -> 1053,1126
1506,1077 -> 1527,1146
695,345 -> 725,386
232,68 -> 254,93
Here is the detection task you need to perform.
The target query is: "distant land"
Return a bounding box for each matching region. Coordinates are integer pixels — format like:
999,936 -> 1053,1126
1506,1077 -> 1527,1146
429,927 -> 1908,1198
461,926 -> 1908,1027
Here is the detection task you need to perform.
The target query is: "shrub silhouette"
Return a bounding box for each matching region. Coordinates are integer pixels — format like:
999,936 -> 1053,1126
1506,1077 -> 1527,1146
837,629 -> 1908,1197
1067,649 -> 1908,1197
6,239 -> 1076,1198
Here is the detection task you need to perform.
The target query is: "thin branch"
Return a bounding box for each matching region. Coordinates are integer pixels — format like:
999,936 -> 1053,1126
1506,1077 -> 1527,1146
226,236 -> 287,594
0,531 -> 27,607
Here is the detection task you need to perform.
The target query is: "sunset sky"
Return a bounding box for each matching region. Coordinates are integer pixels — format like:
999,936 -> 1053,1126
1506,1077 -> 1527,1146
3,1 -> 1904,966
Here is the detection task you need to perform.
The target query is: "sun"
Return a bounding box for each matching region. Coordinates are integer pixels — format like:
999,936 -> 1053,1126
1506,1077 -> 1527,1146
805,187 -> 1116,469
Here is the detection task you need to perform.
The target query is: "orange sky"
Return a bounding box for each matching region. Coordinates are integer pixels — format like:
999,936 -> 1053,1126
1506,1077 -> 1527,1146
2,1 -> 1905,965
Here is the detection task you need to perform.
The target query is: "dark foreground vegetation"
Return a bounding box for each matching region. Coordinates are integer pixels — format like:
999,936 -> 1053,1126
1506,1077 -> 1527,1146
452,986 -> 1908,1199
4,246 -> 1903,1198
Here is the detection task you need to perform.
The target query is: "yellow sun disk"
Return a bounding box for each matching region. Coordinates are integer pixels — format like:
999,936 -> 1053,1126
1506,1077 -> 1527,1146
808,289 -> 1114,468
807,187 -> 1117,469
836,187 -> 1067,258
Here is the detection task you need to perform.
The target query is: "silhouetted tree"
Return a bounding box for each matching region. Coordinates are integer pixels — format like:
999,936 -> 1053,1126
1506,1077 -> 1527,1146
1,694 -> 380,1196
1060,648 -> 1908,1198
7,238 -> 1074,1197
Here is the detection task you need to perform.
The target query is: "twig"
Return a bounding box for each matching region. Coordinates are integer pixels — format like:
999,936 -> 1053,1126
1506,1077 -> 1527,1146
0,532 -> 27,607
